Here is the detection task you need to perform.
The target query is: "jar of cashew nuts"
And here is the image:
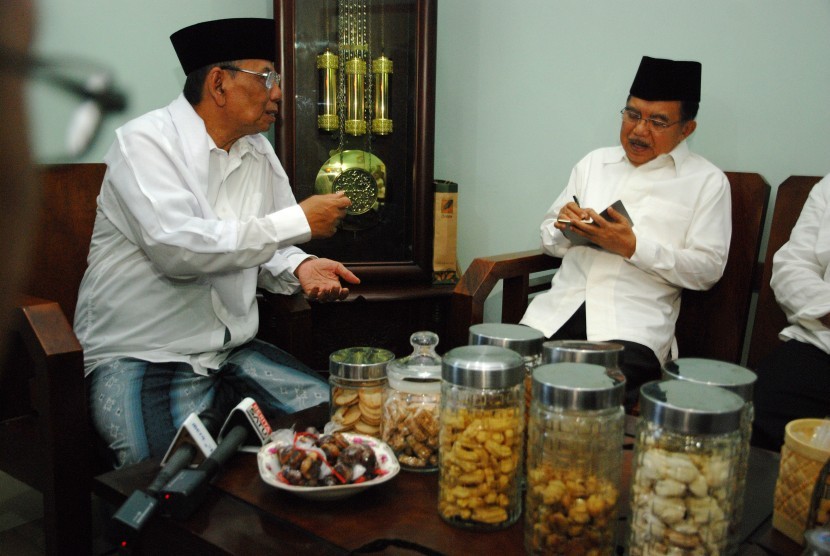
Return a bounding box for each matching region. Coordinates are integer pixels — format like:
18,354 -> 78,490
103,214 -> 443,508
661,357 -> 756,555
468,323 -> 544,423
328,347 -> 394,438
381,331 -> 442,472
525,362 -> 625,556
629,380 -> 745,556
438,345 -> 525,531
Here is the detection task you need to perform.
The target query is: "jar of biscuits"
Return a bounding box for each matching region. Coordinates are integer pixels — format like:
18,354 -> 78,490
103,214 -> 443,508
629,380 -> 745,556
328,347 -> 394,438
438,345 -> 525,530
381,331 -> 442,472
661,357 -> 757,554
468,323 -> 544,421
525,362 -> 625,555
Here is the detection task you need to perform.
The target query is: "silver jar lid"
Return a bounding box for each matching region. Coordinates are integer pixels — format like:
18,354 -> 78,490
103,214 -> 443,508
542,340 -> 624,367
532,362 -> 625,410
468,323 -> 544,357
329,346 -> 394,380
442,345 -> 525,389
639,380 -> 745,435
661,358 -> 757,402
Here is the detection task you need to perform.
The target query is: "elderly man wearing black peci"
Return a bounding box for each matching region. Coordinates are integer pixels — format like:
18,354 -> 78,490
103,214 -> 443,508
75,18 -> 359,468
521,56 -> 732,410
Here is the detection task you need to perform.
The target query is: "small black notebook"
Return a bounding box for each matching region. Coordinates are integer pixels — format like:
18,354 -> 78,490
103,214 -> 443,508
561,200 -> 633,247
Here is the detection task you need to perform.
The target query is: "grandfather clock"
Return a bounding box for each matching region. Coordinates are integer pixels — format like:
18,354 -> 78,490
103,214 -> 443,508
267,0 -> 451,369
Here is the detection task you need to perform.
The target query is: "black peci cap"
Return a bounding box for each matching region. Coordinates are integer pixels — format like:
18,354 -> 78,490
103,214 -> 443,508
629,56 -> 701,102
170,18 -> 276,75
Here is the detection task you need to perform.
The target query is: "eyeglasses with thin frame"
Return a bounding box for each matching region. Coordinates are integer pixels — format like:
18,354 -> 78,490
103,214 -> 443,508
0,46 -> 128,160
221,65 -> 281,90
620,108 -> 682,133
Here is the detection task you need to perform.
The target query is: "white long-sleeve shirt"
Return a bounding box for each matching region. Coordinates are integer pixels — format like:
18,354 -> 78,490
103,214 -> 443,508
520,142 -> 731,363
74,94 -> 312,376
770,174 -> 830,354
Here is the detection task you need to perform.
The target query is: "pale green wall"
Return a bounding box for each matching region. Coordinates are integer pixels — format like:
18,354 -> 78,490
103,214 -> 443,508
31,1 -> 830,301
434,0 -> 830,271
30,0 -> 273,161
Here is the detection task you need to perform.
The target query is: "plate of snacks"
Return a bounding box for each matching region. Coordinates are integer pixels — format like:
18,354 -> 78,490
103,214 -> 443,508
257,429 -> 400,501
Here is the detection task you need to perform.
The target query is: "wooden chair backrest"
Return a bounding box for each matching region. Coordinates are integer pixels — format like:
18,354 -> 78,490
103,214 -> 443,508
448,172 -> 770,365
26,163 -> 105,320
673,172 -> 769,363
745,175 -> 821,369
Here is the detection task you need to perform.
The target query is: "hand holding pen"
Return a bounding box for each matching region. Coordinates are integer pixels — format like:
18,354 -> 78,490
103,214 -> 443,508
555,195 -> 591,228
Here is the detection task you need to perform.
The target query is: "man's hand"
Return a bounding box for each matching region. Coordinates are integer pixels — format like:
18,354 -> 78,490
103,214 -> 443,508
299,192 -> 351,239
560,205 -> 636,258
554,201 -> 590,227
294,258 -> 360,302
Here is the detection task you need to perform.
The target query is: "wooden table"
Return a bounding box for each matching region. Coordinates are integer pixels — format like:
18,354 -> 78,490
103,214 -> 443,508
94,442 -> 803,555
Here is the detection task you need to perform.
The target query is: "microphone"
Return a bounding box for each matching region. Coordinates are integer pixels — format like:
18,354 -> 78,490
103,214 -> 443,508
158,397 -> 272,520
107,409 -> 222,550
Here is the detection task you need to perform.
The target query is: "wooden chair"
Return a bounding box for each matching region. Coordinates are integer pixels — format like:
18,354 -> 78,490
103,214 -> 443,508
0,163 -> 105,556
0,163 -> 314,555
447,172 -> 771,367
745,176 -> 821,369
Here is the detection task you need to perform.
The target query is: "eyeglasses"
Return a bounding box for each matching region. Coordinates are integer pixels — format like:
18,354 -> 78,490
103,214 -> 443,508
0,47 -> 128,160
222,65 -> 281,90
620,108 -> 682,133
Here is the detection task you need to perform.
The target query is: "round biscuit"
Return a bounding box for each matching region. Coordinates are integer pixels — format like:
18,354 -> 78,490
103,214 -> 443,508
358,390 -> 382,409
334,389 -> 359,406
353,420 -> 380,435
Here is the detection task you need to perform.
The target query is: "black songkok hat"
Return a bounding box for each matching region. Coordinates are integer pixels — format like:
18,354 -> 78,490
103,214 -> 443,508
629,56 -> 702,102
170,18 -> 276,75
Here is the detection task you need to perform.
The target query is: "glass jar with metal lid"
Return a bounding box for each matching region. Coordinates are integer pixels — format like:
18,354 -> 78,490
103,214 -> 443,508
628,380 -> 745,556
438,345 -> 525,530
381,331 -> 442,472
543,340 -> 629,410
542,340 -> 625,368
469,323 -> 545,417
662,357 -> 757,554
524,362 -> 626,555
328,346 -> 394,438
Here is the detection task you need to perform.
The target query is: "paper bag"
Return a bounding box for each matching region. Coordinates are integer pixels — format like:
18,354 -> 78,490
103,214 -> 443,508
433,180 -> 459,284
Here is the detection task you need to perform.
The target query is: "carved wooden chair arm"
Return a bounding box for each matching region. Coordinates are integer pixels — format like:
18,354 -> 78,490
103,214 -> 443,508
447,249 -> 561,349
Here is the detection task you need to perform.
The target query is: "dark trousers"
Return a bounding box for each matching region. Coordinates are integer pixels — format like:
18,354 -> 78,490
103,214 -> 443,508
550,303 -> 661,411
751,339 -> 830,451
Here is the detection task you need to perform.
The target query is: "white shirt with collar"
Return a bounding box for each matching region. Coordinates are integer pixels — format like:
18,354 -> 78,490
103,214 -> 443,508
75,93 -> 312,376
771,174 -> 830,354
520,141 -> 731,363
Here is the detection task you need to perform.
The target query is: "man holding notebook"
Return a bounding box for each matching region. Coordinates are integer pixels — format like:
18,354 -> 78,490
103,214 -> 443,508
521,56 -> 732,409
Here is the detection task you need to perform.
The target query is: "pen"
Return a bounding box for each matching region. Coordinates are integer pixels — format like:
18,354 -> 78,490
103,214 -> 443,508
573,195 -> 580,207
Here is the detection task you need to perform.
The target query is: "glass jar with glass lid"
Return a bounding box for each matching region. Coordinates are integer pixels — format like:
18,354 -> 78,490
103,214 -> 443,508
438,345 -> 525,530
524,362 -> 626,555
381,331 -> 442,472
661,357 -> 757,553
629,380 -> 745,556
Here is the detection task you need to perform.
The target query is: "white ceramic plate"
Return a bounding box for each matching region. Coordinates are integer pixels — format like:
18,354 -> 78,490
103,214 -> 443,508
257,433 -> 400,501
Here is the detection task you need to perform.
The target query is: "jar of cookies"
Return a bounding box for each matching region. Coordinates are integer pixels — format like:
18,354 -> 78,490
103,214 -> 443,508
381,331 -> 442,472
468,323 -> 544,420
328,347 -> 394,438
629,380 -> 745,556
661,357 -> 757,554
438,345 -> 525,530
525,362 -> 625,555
